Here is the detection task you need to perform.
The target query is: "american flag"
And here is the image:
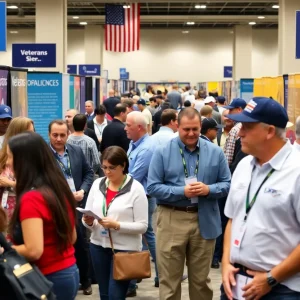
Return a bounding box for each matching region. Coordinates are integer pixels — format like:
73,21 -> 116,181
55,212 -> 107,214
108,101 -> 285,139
105,4 -> 140,52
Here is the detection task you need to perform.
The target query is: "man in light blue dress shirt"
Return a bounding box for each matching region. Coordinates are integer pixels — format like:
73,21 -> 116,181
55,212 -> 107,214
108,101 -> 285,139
124,111 -> 157,296
147,107 -> 231,300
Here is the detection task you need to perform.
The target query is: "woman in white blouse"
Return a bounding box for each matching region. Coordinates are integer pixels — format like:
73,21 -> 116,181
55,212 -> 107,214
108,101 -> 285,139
82,146 -> 148,300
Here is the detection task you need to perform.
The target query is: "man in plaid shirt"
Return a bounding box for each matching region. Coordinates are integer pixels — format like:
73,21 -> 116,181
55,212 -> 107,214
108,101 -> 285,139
223,98 -> 247,165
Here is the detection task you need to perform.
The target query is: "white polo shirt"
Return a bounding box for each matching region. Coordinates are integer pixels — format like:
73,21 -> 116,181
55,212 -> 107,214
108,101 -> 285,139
293,141 -> 300,152
225,141 -> 300,292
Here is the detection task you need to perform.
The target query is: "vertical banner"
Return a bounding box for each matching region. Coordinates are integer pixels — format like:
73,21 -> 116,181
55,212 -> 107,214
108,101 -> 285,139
287,74 -> 296,144
240,79 -> 254,102
283,74 -> 289,110
27,73 -> 62,141
0,1 -> 6,52
74,76 -> 80,112
10,70 -> 28,117
0,69 -> 8,104
69,75 -> 75,109
62,74 -> 70,118
80,77 -> 86,113
296,11 -> 300,59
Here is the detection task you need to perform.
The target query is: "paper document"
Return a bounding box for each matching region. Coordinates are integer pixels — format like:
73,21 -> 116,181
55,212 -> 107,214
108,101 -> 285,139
232,274 -> 253,300
76,208 -> 102,221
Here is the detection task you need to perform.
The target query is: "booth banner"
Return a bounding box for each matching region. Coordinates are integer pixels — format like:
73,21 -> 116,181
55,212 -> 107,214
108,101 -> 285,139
10,70 -> 28,117
0,69 -> 8,104
67,65 -> 77,75
283,75 -> 289,110
74,76 -> 80,112
27,73 -> 62,141
80,77 -> 86,113
0,2 -> 6,52
207,82 -> 222,96
240,79 -> 254,102
79,64 -> 101,76
224,66 -> 233,78
69,76 -> 75,109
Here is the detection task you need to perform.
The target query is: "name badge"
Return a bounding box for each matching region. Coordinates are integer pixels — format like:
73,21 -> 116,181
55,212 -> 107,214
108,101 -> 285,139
185,176 -> 198,204
233,221 -> 246,249
232,274 -> 253,299
1,190 -> 8,208
101,229 -> 109,238
67,177 -> 76,193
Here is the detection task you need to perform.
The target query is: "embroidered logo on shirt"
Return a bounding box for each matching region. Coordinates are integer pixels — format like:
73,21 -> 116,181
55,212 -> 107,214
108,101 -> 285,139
264,187 -> 281,197
244,100 -> 257,113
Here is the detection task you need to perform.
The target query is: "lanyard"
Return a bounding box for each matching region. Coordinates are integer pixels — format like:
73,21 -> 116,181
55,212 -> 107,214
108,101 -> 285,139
95,123 -> 103,136
55,154 -> 72,178
244,167 -> 275,221
179,147 -> 200,178
102,175 -> 127,216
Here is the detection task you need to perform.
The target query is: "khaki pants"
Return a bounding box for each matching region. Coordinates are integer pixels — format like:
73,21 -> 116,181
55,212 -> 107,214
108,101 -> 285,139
156,205 -> 215,300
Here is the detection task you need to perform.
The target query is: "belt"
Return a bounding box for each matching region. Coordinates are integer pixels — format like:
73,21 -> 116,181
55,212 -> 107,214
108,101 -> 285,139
160,204 -> 198,213
234,263 -> 254,278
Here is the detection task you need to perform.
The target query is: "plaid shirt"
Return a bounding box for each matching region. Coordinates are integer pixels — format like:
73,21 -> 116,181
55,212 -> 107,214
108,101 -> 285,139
224,123 -> 242,165
67,135 -> 100,173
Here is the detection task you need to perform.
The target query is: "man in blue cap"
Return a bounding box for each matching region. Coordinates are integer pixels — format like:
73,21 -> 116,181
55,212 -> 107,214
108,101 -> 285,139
0,105 -> 12,149
221,97 -> 300,300
223,98 -> 247,166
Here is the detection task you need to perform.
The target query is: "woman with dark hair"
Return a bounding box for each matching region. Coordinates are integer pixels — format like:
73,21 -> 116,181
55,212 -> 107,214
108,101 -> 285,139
82,146 -> 148,300
7,132 -> 79,300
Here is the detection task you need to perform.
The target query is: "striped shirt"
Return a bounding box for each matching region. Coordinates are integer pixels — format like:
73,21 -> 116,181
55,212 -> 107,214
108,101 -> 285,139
67,134 -> 100,173
223,122 -> 242,165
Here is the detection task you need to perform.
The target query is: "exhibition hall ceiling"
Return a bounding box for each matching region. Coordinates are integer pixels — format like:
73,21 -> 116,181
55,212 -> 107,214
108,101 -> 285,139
7,0 -> 278,29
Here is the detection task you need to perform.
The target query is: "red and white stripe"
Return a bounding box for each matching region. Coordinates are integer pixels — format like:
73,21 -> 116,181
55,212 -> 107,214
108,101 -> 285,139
105,3 -> 140,52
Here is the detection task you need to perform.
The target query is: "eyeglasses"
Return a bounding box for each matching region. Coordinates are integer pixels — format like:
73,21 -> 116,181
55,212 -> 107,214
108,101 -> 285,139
100,165 -> 118,172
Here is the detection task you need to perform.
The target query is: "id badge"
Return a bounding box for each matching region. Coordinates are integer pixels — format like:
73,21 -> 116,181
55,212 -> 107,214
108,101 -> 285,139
100,229 -> 109,238
184,176 -> 198,204
232,274 -> 253,299
67,177 -> 76,193
1,190 -> 8,208
233,221 -> 246,248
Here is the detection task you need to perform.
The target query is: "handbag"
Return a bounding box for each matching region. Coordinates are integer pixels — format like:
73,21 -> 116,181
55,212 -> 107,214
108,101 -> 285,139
109,230 -> 151,281
0,233 -> 56,300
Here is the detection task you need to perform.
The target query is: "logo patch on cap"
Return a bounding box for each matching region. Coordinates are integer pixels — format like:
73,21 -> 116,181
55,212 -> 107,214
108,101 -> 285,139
244,100 -> 257,113
4,108 -> 9,113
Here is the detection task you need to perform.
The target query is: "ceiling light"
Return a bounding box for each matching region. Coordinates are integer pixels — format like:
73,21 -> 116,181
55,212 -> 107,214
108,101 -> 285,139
7,5 -> 18,9
186,22 -> 195,25
73,16 -> 79,19
249,22 -> 256,25
258,16 -> 265,19
79,22 -> 88,25
195,5 -> 206,9
272,4 -> 279,9
123,5 -> 130,9
10,31 -> 19,34
182,31 -> 190,34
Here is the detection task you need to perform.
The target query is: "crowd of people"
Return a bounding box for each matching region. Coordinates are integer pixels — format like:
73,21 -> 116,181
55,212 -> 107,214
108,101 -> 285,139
0,83 -> 300,300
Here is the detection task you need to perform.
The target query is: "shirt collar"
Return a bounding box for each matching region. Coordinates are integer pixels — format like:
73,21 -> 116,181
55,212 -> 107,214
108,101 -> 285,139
49,143 -> 68,157
251,140 -> 292,171
86,112 -> 95,117
131,133 -> 149,148
177,136 -> 200,152
94,118 -> 107,126
200,135 -> 211,142
158,126 -> 174,133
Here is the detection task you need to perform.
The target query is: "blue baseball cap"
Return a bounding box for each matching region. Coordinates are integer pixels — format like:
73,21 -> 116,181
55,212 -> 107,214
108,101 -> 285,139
0,105 -> 12,119
137,99 -> 146,106
227,97 -> 288,129
223,98 -> 247,110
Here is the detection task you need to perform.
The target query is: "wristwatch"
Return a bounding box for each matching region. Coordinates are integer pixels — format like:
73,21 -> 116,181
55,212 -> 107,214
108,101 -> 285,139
267,271 -> 278,288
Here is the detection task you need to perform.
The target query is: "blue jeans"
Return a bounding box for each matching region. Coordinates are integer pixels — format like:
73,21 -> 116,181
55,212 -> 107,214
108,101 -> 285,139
45,264 -> 79,300
90,243 -> 130,300
129,197 -> 158,290
220,283 -> 300,300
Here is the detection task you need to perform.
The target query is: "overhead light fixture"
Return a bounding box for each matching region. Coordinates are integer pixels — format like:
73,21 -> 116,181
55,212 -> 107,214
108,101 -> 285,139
249,22 -> 256,25
258,16 -> 265,19
123,5 -> 130,9
186,22 -> 195,25
79,22 -> 88,25
182,31 -> 190,34
10,31 -> 19,34
7,5 -> 18,9
195,5 -> 206,9
272,4 -> 280,9
73,16 -> 79,19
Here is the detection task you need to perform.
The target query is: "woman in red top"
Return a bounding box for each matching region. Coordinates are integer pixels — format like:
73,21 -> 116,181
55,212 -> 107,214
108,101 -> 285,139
7,132 -> 79,300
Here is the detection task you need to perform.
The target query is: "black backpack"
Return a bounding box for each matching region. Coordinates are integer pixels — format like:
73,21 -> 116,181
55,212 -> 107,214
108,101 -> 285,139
0,233 -> 56,300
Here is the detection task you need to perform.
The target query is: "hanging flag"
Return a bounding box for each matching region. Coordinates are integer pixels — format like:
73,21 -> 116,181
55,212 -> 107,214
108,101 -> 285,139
105,4 -> 140,52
